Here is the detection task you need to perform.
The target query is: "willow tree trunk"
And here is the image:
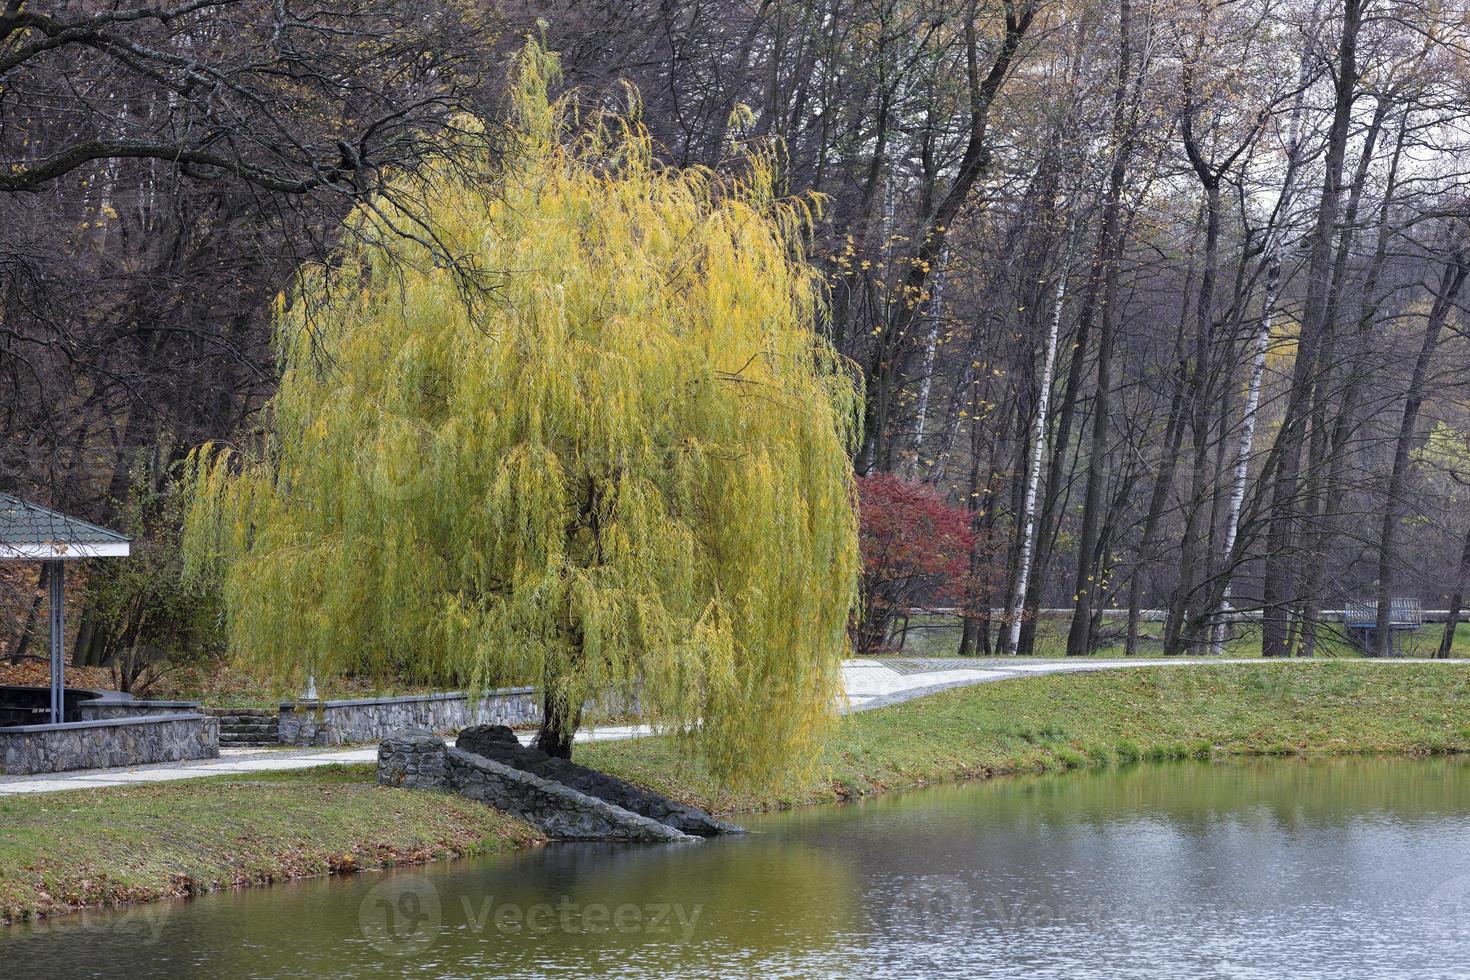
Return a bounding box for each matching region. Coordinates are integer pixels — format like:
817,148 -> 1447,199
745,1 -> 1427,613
533,686 -> 583,760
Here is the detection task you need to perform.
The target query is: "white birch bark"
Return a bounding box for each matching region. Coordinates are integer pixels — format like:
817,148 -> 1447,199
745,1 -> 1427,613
1006,235 -> 1073,654
1210,258 -> 1279,653
909,247 -> 950,472
1208,32 -> 1313,654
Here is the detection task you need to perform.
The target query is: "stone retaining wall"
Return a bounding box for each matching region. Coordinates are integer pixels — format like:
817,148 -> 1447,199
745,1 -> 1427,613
456,725 -> 742,836
446,748 -> 690,842
377,730 -> 691,842
0,714 -> 219,775
376,728 -> 448,791
279,688 -> 542,747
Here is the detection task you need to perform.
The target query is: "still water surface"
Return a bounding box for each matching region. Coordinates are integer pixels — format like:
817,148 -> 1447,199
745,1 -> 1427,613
7,757 -> 1470,978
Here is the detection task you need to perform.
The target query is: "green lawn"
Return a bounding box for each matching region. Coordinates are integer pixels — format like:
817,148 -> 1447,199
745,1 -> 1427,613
581,661 -> 1470,812
1431,621 -> 1470,657
3,661 -> 1467,923
0,765 -> 538,923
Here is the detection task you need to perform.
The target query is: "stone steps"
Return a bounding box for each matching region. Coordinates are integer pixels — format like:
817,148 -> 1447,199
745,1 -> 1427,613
205,707 -> 279,746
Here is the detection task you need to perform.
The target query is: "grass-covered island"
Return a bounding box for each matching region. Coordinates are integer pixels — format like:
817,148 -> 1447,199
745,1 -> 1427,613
4,662 -> 1469,923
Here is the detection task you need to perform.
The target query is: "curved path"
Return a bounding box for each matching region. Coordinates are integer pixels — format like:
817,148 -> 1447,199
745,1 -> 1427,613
842,656 -> 1252,711
3,656 -> 1464,795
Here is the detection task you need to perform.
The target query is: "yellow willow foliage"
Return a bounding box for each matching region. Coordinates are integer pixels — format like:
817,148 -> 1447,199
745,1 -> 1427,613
182,42 -> 862,785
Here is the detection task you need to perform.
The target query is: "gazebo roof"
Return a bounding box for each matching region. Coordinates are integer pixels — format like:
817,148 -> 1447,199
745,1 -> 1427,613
0,492 -> 130,559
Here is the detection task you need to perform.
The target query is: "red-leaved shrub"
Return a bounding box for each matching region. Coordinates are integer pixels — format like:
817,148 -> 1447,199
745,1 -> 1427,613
855,473 -> 974,653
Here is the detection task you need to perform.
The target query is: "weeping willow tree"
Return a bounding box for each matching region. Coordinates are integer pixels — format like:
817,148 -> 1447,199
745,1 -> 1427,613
182,42 -> 861,783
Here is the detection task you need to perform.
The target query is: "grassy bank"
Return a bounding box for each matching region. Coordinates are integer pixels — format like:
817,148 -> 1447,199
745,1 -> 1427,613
3,661 -> 1468,923
0,766 -> 538,923
580,661 -> 1470,811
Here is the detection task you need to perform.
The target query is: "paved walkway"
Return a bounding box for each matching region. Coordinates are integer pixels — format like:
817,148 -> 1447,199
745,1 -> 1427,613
844,656 -> 1468,708
840,656 -> 1248,710
0,723 -> 656,796
3,657 -> 1464,796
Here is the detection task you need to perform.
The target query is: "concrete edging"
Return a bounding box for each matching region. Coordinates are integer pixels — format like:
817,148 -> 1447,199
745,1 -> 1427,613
1,712 -> 207,733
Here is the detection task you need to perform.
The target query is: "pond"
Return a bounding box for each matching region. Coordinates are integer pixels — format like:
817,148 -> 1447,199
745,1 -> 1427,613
7,757 -> 1470,978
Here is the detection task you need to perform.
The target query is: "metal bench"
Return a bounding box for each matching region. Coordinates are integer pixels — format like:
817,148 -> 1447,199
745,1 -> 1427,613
1343,598 -> 1422,656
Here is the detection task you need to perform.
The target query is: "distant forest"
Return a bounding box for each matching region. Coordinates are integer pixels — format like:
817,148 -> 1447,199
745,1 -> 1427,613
6,0 -> 1470,660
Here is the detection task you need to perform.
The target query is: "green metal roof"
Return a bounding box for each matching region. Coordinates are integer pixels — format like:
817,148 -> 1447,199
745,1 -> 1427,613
0,493 -> 130,559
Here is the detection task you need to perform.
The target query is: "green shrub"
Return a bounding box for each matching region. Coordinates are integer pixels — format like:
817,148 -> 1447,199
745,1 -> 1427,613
79,466 -> 224,694
1053,747 -> 1087,770
1115,739 -> 1142,764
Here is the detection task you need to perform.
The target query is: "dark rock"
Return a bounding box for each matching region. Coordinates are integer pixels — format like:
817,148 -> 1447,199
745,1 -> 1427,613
456,724 -> 520,752
454,725 -> 743,836
374,727 -> 693,842
445,748 -> 691,842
